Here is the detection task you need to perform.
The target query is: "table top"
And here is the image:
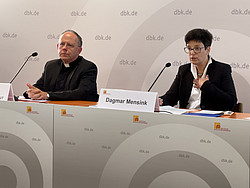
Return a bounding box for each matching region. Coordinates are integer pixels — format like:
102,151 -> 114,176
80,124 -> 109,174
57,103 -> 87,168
18,100 -> 250,120
45,100 -> 98,107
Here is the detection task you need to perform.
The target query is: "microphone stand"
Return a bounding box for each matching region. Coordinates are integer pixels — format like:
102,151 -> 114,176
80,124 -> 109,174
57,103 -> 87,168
9,52 -> 38,100
10,54 -> 33,84
148,63 -> 171,92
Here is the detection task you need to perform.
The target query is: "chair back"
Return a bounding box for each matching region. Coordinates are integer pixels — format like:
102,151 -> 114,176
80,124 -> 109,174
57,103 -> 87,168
232,103 -> 243,113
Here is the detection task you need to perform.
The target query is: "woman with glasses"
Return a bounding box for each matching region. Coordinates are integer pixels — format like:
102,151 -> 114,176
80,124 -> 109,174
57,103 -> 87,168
160,28 -> 237,111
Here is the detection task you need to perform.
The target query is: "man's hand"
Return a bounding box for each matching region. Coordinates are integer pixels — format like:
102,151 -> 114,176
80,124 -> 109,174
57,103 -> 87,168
159,98 -> 163,106
26,83 -> 49,100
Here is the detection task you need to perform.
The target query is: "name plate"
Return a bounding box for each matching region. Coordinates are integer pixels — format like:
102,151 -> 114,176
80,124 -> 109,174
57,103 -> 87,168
98,88 -> 159,112
0,83 -> 14,101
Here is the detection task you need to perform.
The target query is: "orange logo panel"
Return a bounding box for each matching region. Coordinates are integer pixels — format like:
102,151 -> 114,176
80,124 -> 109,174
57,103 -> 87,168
133,115 -> 139,122
27,106 -> 32,113
61,109 -> 67,115
214,122 -> 221,129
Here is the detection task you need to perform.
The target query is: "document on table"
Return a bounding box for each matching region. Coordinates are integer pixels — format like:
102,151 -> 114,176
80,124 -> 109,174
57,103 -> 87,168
184,110 -> 225,117
159,106 -> 229,117
18,96 -> 47,103
159,106 -> 190,115
193,110 -> 225,115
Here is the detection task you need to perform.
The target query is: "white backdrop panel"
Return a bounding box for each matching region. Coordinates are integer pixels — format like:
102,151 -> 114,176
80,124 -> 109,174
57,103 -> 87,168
0,0 -> 250,112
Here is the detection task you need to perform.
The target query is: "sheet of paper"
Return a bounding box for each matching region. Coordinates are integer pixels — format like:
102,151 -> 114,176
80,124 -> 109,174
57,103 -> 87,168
159,105 -> 190,115
18,96 -> 47,103
194,110 -> 224,115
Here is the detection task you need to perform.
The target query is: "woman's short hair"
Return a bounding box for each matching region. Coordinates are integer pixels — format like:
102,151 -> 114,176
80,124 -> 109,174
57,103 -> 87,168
185,28 -> 213,49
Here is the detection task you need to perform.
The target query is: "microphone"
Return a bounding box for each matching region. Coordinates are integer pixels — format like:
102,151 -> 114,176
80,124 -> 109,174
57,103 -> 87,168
10,52 -> 38,84
148,62 -> 171,92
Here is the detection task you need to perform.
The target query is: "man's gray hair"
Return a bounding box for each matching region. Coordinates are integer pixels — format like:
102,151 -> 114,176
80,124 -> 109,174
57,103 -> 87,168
61,29 -> 83,47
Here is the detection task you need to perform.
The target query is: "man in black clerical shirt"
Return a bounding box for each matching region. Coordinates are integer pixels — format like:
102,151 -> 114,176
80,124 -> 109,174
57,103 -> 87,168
24,30 -> 98,101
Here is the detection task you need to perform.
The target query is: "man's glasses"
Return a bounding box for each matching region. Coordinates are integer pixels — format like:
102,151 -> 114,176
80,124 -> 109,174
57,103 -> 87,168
184,46 -> 204,54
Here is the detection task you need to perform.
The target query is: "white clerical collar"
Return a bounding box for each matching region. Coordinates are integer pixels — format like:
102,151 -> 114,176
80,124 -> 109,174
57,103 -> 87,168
64,63 -> 70,68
